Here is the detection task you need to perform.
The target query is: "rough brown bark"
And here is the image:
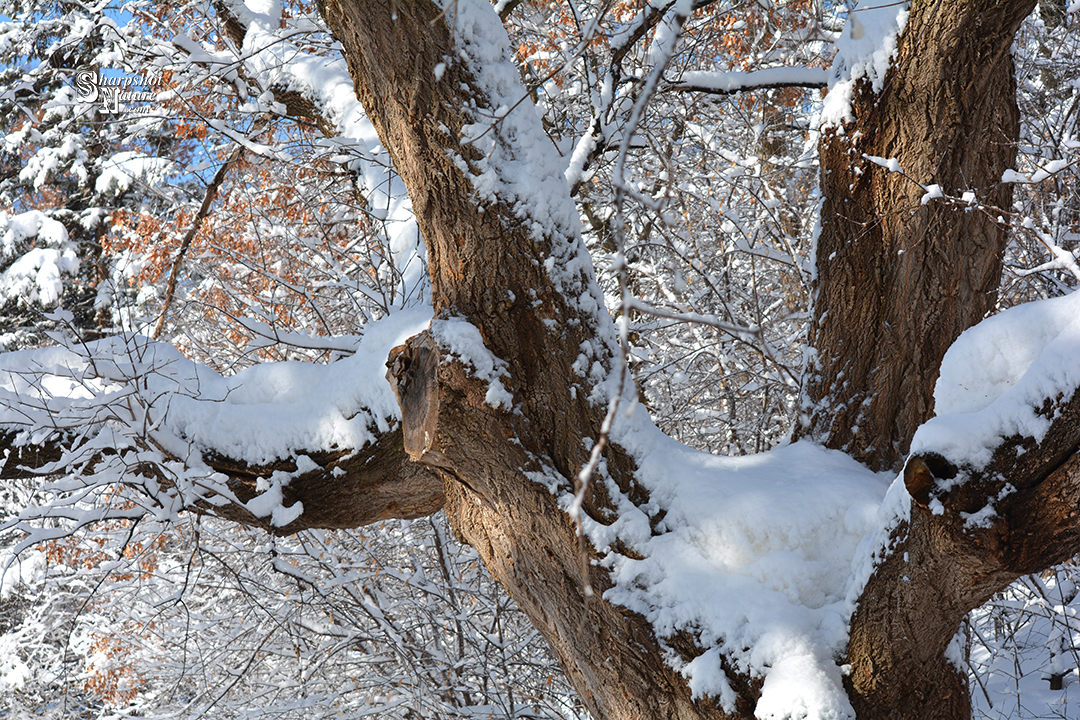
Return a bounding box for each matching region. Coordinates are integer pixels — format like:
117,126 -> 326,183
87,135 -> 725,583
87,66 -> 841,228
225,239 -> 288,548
796,0 -> 1037,473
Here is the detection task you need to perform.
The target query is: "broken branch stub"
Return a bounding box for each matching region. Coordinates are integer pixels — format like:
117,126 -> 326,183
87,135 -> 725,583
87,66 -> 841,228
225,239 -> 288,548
387,333 -> 440,461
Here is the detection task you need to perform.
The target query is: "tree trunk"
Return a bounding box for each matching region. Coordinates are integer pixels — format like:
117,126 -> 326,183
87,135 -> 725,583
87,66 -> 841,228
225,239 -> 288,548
7,1 -> 1071,718
796,0 -> 1037,473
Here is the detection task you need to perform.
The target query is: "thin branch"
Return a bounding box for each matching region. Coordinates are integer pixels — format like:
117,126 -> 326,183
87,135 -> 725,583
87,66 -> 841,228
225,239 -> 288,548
665,67 -> 829,96
152,145 -> 244,339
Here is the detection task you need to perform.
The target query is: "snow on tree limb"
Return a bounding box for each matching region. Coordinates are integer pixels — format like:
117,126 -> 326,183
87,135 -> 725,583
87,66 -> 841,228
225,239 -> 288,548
912,291 -> 1080,474
900,291 -> 1080,554
0,308 -> 442,540
668,67 -> 829,96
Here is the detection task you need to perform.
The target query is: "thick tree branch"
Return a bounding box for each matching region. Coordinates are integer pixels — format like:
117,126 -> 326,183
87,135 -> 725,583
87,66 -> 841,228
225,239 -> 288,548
1,427 -> 445,535
846,376 -> 1080,719
204,428 -> 445,534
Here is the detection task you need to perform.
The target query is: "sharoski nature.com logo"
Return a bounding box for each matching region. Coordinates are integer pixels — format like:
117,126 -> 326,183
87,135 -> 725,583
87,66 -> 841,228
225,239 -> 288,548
74,70 -> 164,114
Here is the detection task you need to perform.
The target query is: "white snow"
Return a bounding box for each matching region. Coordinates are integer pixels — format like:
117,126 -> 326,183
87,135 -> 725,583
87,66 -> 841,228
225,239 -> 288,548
564,122 -> 599,189
647,0 -> 692,67
911,290 -> 1080,469
819,2 -> 909,128
1,209 -> 68,257
920,184 -> 943,204
863,154 -> 903,174
449,6 -> 581,246
18,132 -> 89,189
1,248 -> 79,307
677,67 -> 829,94
245,477 -> 286,518
0,633 -> 32,692
1002,159 -> 1073,184
581,410 -> 892,719
168,305 -> 433,464
0,549 -> 45,601
0,210 -> 78,306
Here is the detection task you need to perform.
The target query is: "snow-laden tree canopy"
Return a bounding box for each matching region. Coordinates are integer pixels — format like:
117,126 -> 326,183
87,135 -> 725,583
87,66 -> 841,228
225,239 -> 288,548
1,0 -> 1080,718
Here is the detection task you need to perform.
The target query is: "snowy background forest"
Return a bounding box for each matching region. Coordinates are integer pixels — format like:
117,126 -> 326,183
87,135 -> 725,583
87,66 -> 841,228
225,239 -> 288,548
1,0 -> 1079,717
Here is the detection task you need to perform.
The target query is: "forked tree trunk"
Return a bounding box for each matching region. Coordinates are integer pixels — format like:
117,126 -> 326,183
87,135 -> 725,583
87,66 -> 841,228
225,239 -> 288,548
795,0 -> 1037,473
4,1 -> 1079,717
294,1 -> 1080,719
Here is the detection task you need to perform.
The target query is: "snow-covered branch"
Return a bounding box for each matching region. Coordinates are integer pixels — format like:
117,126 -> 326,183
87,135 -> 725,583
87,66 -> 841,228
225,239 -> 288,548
667,67 -> 829,95
1,310 -> 442,543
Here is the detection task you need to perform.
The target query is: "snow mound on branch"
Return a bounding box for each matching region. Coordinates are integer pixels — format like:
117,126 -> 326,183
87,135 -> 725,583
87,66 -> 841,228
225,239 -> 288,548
911,290 -> 1080,469
430,317 -> 513,410
590,413 -> 890,720
819,2 -> 909,128
448,4 -> 581,245
677,67 -> 830,94
1,248 -> 79,307
0,307 -> 432,467
165,306 -> 432,464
